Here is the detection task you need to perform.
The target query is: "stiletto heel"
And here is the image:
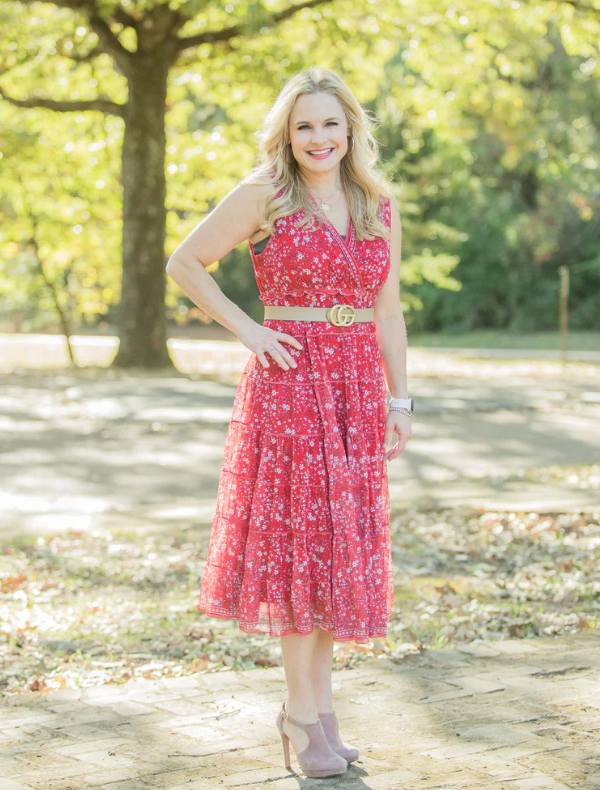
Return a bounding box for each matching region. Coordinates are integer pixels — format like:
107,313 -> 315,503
275,700 -> 348,777
280,730 -> 291,771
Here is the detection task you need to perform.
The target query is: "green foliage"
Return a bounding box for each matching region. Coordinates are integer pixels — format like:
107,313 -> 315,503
1,0 -> 599,333
0,106 -> 123,331
370,2 -> 600,332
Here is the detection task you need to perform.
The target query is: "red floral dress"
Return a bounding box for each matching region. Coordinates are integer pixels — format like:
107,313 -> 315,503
197,190 -> 394,643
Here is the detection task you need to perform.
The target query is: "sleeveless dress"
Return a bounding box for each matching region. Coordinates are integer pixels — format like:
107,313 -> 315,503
196,190 -> 394,644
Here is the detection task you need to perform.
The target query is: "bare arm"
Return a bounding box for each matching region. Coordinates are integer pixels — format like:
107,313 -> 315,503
166,183 -> 302,371
374,192 -> 412,460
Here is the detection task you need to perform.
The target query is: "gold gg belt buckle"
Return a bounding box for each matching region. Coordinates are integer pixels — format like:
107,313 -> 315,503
326,303 -> 356,327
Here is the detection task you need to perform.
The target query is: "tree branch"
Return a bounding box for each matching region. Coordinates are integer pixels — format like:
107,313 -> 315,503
13,0 -> 135,74
13,0 -> 140,28
29,230 -> 78,367
109,4 -> 140,31
174,0 -> 335,53
0,86 -> 126,116
57,41 -> 104,62
86,9 -> 135,74
557,0 -> 600,17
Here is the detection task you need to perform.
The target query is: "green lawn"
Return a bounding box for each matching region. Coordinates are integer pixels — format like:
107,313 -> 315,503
409,330 -> 600,351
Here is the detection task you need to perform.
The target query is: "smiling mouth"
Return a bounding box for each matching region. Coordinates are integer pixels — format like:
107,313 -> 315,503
307,148 -> 334,158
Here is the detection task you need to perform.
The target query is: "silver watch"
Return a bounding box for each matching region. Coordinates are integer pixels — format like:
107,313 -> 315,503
389,397 -> 414,415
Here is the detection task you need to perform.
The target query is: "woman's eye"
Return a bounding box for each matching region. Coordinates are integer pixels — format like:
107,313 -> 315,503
298,122 -> 338,129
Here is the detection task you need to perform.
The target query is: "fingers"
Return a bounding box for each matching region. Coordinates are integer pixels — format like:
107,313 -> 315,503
384,440 -> 405,462
382,424 -> 394,452
256,350 -> 271,369
383,415 -> 413,461
259,335 -> 301,370
278,333 -> 304,351
267,343 -> 297,370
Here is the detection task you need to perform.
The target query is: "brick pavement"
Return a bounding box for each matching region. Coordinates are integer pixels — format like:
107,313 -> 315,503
2,633 -> 600,790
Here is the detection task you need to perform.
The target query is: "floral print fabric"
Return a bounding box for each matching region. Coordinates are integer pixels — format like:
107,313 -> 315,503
197,191 -> 394,643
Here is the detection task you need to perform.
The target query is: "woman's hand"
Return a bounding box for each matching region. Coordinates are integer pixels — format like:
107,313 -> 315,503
238,322 -> 303,371
383,410 -> 412,462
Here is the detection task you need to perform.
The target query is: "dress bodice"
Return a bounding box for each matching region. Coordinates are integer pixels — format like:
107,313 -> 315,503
248,191 -> 391,309
251,232 -> 346,254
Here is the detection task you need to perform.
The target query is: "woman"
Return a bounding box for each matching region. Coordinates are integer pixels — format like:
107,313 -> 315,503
166,66 -> 412,778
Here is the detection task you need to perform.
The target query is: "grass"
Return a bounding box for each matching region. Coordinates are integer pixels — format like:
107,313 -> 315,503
409,329 -> 600,351
2,464 -> 599,696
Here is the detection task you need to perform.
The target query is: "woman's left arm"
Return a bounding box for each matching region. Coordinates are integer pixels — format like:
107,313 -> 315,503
374,192 -> 412,462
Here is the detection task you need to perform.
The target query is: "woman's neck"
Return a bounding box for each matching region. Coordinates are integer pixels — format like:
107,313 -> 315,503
300,172 -> 342,196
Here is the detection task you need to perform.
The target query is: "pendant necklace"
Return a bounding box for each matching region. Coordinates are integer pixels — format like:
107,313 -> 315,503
310,187 -> 343,211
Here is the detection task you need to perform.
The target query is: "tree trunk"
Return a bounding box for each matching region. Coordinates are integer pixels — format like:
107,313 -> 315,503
112,55 -> 171,368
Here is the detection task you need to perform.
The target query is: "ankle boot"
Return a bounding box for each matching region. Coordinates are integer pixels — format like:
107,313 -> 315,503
319,709 -> 360,763
275,700 -> 348,777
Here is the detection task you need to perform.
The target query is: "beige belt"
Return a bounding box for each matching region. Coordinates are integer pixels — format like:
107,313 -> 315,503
263,304 -> 374,327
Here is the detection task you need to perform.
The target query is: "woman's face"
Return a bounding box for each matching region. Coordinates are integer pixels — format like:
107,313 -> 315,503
288,92 -> 350,175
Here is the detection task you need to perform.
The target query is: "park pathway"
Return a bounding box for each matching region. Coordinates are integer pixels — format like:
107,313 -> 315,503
1,360 -> 599,540
2,347 -> 599,788
2,632 -> 600,789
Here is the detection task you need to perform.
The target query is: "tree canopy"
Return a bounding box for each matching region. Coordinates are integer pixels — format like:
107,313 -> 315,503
1,0 -> 598,352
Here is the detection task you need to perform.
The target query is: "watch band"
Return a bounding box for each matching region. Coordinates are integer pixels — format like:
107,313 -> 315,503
389,397 -> 414,414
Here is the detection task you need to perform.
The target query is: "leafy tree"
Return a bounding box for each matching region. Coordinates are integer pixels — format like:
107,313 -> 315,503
0,109 -> 121,338
370,0 -> 600,333
1,0 -> 599,359
2,0 -> 359,367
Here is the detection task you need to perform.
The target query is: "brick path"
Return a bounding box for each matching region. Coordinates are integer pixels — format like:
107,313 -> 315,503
2,632 -> 600,790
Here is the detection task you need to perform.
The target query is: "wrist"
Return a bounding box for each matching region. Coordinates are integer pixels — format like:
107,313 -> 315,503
388,396 -> 414,417
233,315 -> 257,341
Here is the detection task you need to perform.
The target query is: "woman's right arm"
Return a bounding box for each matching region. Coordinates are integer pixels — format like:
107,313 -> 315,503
166,183 -> 302,371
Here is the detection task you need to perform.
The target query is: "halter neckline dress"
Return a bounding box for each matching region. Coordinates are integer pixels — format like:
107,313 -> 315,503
197,188 -> 394,643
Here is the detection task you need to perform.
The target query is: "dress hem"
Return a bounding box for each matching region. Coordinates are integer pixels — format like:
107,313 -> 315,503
196,604 -> 389,644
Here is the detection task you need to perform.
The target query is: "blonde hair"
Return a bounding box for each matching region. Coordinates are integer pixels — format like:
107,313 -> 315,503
239,67 -> 392,242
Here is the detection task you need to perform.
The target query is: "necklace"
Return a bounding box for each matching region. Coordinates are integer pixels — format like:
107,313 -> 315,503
309,186 -> 343,211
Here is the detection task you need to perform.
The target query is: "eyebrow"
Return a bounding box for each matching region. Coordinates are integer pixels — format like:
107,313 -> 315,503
294,117 -> 341,125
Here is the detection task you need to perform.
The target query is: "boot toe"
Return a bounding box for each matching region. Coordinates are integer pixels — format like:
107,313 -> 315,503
340,745 -> 359,762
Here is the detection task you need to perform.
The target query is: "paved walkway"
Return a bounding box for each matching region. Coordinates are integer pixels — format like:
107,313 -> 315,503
1,367 -> 599,540
2,350 -> 599,789
2,632 -> 600,789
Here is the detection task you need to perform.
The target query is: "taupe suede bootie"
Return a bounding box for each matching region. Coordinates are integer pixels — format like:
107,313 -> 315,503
319,709 -> 360,763
276,700 -> 348,778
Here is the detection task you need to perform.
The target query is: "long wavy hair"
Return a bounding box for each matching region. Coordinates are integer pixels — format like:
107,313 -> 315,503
239,67 -> 392,242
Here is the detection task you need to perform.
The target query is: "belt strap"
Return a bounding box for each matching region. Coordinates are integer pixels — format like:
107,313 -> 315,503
264,304 -> 374,326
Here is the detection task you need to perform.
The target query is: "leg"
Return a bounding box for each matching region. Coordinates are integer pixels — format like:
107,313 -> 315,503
280,626 -> 321,754
312,624 -> 335,714
311,628 -> 360,761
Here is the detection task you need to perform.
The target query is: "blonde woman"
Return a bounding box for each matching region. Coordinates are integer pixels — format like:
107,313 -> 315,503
166,66 -> 412,778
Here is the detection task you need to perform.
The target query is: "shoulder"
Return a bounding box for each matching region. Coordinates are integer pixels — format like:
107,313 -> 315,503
236,180 -> 275,204
232,181 -> 280,224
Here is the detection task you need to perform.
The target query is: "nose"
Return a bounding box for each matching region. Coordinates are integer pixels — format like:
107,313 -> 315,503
310,129 -> 330,144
